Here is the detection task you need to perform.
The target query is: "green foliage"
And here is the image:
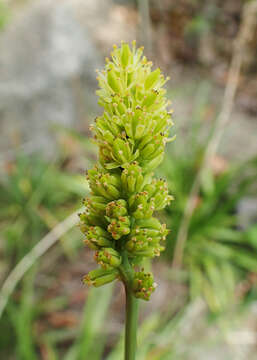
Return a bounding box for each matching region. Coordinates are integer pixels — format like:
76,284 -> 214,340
0,154 -> 85,263
64,284 -> 114,360
162,137 -> 257,312
12,269 -> 38,360
0,154 -> 87,359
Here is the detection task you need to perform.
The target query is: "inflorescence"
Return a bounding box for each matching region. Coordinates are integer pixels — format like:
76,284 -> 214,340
79,41 -> 174,301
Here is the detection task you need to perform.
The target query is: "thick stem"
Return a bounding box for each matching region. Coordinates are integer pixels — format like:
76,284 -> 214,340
125,284 -> 139,360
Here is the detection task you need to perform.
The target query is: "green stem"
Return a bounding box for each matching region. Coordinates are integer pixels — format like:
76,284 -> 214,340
125,284 -> 138,360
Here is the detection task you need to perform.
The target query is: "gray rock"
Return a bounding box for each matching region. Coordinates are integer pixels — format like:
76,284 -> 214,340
0,0 -> 102,156
237,197 -> 257,229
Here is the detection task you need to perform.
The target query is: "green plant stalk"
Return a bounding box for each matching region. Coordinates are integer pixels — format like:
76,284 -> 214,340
125,285 -> 139,360
120,250 -> 139,359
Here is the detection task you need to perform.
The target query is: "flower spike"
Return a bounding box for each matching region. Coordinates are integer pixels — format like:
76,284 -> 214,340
79,42 -> 174,301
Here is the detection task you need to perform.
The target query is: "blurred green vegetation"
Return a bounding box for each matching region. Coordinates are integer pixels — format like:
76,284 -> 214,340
0,152 -> 88,359
162,136 -> 257,313
0,0 -> 10,31
0,87 -> 256,359
0,155 -> 86,262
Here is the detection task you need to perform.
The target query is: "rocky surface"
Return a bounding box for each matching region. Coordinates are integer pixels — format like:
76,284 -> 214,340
0,0 -> 102,156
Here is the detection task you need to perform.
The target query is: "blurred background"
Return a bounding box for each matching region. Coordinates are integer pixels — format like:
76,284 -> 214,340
0,0 -> 257,359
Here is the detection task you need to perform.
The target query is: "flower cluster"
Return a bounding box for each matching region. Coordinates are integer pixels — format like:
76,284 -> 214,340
79,42 -> 174,300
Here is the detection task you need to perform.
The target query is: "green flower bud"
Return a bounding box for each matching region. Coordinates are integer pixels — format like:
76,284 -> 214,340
128,191 -> 155,219
83,267 -> 119,287
121,162 -> 144,195
107,66 -> 123,94
83,196 -> 108,215
132,270 -> 157,301
107,217 -> 131,240
79,211 -> 107,231
131,245 -> 165,258
84,226 -> 113,249
143,178 -> 174,210
125,218 -> 168,258
105,199 -> 131,240
145,68 -> 161,90
94,247 -> 122,268
106,199 -> 128,218
137,133 -> 167,171
120,42 -> 131,68
87,165 -> 121,200
126,239 -> 164,258
100,138 -> 139,168
134,217 -> 169,233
